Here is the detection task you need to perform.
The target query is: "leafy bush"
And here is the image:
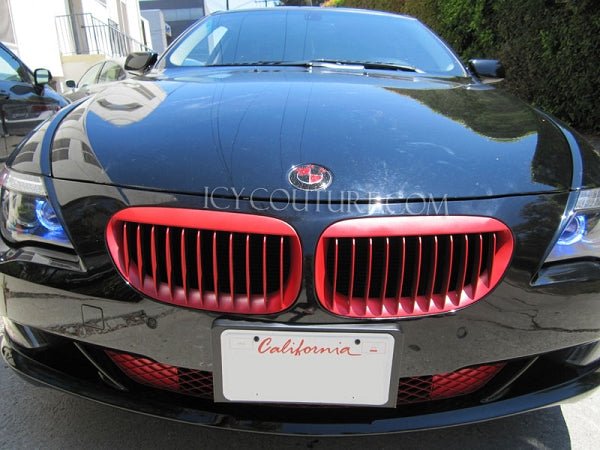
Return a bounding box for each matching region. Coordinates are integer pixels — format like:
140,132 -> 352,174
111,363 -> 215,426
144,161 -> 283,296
322,0 -> 405,10
324,0 -> 600,132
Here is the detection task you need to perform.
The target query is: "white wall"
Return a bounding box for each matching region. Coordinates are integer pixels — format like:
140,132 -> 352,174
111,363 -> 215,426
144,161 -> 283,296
122,0 -> 145,44
68,0 -> 146,44
9,0 -> 68,77
8,0 -> 147,80
141,10 -> 166,53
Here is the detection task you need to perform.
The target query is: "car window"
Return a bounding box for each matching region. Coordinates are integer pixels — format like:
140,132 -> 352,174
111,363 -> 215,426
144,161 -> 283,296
98,62 -> 126,83
166,10 -> 465,76
78,63 -> 103,87
0,46 -> 27,82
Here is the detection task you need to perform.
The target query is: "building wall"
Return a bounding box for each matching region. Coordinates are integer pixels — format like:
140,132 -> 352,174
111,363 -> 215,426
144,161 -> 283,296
0,0 -> 18,53
204,0 -> 280,14
141,9 -> 168,54
2,0 -> 151,90
76,0 -> 146,45
7,0 -> 69,77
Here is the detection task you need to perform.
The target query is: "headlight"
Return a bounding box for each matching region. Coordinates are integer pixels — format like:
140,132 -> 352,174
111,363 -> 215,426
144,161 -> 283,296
545,188 -> 600,263
0,168 -> 72,248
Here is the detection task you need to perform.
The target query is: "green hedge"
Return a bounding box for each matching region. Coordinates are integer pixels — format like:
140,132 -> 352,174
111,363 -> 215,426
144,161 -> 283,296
324,0 -> 600,133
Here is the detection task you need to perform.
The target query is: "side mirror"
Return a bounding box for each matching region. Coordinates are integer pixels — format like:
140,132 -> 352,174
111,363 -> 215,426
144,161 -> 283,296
468,59 -> 505,83
34,68 -> 52,87
66,80 -> 76,88
124,52 -> 158,72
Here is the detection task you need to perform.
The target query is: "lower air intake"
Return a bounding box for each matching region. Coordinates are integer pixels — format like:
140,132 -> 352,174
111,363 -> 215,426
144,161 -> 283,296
107,350 -> 504,405
107,351 -> 213,399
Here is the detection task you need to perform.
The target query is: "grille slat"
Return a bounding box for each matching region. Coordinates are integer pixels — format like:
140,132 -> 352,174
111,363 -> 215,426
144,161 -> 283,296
487,233 -> 497,288
315,216 -> 513,319
196,230 -> 203,304
151,226 -> 158,294
395,237 -> 406,315
123,222 -> 130,276
380,237 -> 390,302
440,235 -> 454,303
426,236 -> 438,301
348,238 -> 356,309
166,227 -> 173,300
107,208 -> 302,315
245,235 -> 251,306
279,236 -> 285,310
332,239 -> 339,308
136,225 -> 143,284
228,233 -> 235,303
262,235 -> 268,310
212,231 -> 219,306
455,235 -> 469,306
411,237 -> 422,302
471,234 -> 483,296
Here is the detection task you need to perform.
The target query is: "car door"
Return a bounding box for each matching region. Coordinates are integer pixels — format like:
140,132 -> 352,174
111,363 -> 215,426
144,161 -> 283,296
0,45 -> 63,160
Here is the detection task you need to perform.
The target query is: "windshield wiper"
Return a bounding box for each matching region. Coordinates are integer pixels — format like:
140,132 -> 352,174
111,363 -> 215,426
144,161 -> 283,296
205,60 -> 420,72
308,59 -> 419,73
205,61 -> 310,67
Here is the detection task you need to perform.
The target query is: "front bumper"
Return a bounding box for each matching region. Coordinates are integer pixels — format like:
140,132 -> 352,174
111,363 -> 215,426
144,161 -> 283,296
3,331 -> 600,435
2,182 -> 600,434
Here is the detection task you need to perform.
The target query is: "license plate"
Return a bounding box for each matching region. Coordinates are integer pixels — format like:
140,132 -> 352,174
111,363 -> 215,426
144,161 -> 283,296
219,330 -> 395,406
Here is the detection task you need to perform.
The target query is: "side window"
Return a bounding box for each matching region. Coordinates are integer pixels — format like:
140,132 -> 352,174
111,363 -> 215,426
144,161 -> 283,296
78,63 -> 103,88
98,62 -> 126,83
0,46 -> 27,82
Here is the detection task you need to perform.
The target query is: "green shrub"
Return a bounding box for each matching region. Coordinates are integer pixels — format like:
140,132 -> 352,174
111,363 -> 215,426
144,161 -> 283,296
324,0 -> 600,132
322,0 -> 404,12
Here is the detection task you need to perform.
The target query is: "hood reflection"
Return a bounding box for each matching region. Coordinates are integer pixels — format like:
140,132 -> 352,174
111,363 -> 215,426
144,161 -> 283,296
88,80 -> 167,126
50,70 -> 572,200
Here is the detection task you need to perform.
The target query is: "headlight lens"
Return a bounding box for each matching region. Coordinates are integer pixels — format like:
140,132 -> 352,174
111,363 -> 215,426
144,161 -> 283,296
0,168 -> 72,248
545,188 -> 600,263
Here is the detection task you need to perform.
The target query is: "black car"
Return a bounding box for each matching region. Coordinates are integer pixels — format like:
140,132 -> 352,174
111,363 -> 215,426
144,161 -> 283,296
1,8 -> 599,435
0,42 -> 68,160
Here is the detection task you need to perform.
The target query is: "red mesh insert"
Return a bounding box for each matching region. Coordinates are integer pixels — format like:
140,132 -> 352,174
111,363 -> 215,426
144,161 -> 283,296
397,364 -> 505,404
108,350 -> 503,405
107,351 -> 213,399
106,208 -> 302,314
315,216 -> 514,318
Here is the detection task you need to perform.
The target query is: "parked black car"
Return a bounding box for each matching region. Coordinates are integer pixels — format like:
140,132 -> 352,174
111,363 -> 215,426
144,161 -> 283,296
0,42 -> 68,160
1,8 -> 599,435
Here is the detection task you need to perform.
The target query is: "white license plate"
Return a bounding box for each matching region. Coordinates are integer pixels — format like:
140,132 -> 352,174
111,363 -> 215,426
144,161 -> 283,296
219,330 -> 395,406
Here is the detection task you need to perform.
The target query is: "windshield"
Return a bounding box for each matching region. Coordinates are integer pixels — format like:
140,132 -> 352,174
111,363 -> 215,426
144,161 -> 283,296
165,9 -> 465,76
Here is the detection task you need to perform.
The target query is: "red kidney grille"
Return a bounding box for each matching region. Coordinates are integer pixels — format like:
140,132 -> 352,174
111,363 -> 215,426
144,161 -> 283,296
315,216 -> 513,318
106,208 -> 302,314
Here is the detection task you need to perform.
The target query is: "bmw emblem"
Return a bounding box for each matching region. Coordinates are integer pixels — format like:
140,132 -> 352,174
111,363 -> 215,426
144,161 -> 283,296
288,164 -> 333,191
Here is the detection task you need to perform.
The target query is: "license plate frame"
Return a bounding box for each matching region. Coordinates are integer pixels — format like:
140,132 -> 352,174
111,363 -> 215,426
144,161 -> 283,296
212,320 -> 402,408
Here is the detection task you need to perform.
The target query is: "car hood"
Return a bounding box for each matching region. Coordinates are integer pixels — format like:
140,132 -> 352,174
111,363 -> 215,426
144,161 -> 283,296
50,67 -> 572,201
